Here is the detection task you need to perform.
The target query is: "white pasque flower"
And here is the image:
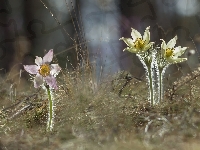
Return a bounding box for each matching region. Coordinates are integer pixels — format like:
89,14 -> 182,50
161,36 -> 187,64
24,49 -> 61,89
119,26 -> 154,54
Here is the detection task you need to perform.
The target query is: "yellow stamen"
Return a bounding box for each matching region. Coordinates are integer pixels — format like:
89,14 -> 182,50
165,48 -> 174,57
39,64 -> 50,77
134,38 -> 145,50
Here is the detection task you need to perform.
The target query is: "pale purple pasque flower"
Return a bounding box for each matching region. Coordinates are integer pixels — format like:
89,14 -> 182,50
24,49 -> 61,89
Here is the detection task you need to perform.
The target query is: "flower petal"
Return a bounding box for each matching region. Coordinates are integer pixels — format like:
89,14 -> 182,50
161,39 -> 167,57
43,49 -> 53,64
143,26 -> 150,45
35,56 -> 43,66
50,64 -> 61,77
34,74 -> 43,88
24,65 -> 39,74
143,42 -> 154,51
119,37 -> 134,47
125,47 -> 139,53
131,28 -> 142,40
166,57 -> 187,64
166,36 -> 177,48
173,46 -> 187,57
44,75 -> 58,90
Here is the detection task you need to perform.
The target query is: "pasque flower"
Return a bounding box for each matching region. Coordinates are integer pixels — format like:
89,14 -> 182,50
160,36 -> 187,64
119,26 -> 154,54
24,49 -> 61,89
24,49 -> 61,131
120,26 -> 156,105
156,36 -> 188,103
120,26 -> 189,105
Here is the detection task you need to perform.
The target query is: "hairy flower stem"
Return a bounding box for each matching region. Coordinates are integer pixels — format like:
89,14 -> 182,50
137,54 -> 155,105
147,65 -> 154,105
158,68 -> 163,103
46,85 -> 54,132
157,65 -> 168,103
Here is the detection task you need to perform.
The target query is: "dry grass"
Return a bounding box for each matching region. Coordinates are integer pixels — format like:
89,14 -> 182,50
1,63 -> 200,150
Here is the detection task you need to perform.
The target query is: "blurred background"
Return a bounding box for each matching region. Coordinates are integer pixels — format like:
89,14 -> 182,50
0,0 -> 199,82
